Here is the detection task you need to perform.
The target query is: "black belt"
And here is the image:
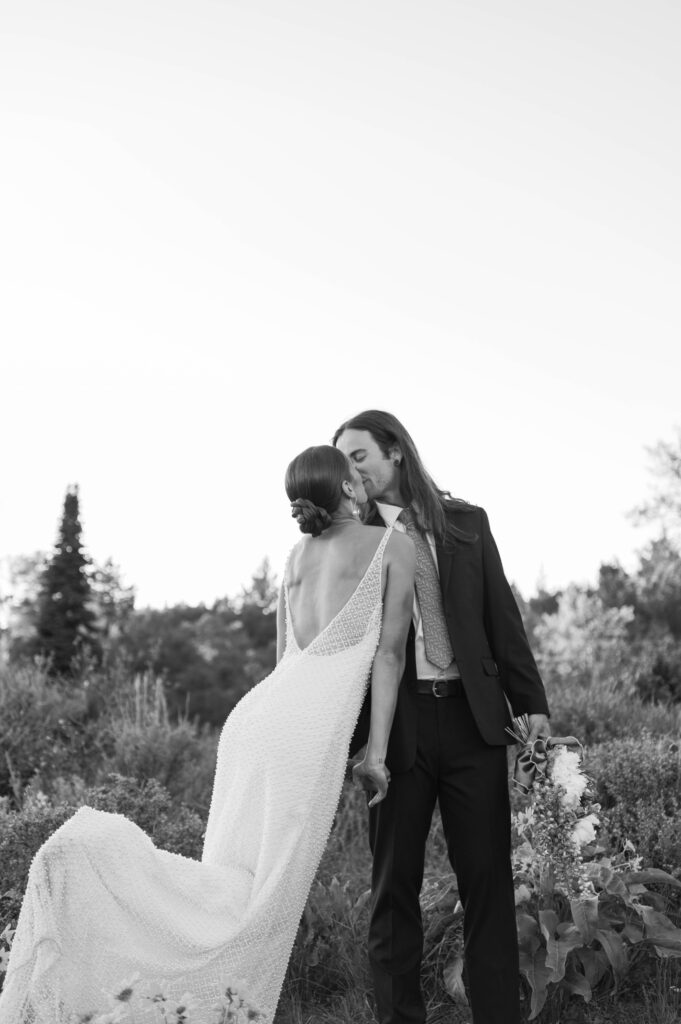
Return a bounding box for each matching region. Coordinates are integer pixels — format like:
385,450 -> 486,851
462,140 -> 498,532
414,677 -> 464,698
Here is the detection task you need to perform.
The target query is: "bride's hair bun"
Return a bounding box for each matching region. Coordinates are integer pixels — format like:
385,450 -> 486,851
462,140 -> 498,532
285,445 -> 354,537
290,498 -> 333,537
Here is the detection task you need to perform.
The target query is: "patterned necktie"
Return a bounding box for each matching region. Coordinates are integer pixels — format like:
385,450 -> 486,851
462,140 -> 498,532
398,508 -> 454,670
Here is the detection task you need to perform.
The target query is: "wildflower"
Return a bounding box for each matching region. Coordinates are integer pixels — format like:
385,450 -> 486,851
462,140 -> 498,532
512,839 -> 539,876
228,979 -> 249,1000
514,883 -> 532,905
105,972 -> 141,1004
572,812 -> 599,850
212,982 -> 262,1022
620,837 -> 643,870
90,1007 -> 127,1024
170,991 -> 199,1023
514,807 -> 535,836
146,991 -> 168,1005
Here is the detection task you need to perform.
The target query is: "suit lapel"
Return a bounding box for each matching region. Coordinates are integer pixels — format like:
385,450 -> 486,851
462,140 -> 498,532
436,542 -> 453,598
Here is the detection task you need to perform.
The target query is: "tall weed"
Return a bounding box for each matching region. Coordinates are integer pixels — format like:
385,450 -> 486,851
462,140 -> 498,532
102,673 -> 217,814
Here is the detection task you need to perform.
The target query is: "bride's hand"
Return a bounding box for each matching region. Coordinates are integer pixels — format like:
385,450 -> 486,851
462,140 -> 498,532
352,759 -> 391,808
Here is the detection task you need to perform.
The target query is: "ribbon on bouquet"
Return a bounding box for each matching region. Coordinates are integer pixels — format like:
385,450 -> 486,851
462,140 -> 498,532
503,716 -> 585,794
509,733 -> 583,794
505,709 -> 583,794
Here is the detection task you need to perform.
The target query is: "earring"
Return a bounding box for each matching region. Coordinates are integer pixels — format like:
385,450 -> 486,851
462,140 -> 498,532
352,497 -> 359,517
393,459 -> 400,467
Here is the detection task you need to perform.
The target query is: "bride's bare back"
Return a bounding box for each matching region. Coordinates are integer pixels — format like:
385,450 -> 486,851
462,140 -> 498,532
279,523 -> 414,658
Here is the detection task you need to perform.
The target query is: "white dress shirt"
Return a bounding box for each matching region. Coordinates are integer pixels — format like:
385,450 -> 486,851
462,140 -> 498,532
376,501 -> 459,680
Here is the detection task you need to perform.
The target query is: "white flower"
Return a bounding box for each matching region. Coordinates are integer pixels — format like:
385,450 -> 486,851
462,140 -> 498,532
621,839 -> 643,871
213,981 -> 262,1021
514,883 -> 532,905
572,813 -> 600,849
170,991 -> 200,1022
512,839 -> 540,874
91,1007 -> 128,1024
229,978 -> 249,999
550,747 -> 587,809
514,806 -> 535,836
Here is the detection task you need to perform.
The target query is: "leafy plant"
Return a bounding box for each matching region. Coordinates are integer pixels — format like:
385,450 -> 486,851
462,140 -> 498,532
514,859 -> 681,1018
501,726 -> 681,1018
587,734 -> 681,873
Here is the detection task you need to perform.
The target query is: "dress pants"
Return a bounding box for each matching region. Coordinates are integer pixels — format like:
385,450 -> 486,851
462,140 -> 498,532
368,690 -> 519,1024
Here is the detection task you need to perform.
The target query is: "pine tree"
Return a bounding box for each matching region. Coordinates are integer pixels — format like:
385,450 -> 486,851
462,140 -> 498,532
36,485 -> 101,675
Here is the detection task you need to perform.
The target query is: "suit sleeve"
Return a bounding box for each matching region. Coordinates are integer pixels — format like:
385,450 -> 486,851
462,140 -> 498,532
480,508 -> 550,717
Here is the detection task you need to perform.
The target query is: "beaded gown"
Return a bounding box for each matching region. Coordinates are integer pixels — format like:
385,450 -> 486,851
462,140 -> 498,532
0,528 -> 392,1024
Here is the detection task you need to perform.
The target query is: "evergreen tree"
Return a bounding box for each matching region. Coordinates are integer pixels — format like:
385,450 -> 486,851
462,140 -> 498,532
36,485 -> 101,675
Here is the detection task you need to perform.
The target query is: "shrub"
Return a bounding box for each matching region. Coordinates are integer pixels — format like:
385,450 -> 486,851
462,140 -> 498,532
81,774 -> 206,858
0,794 -> 74,930
534,586 -> 636,692
101,715 -> 217,816
0,774 -> 206,942
635,651 -> 681,705
0,663 -> 219,817
546,687 -> 681,745
586,734 -> 681,873
0,663 -> 108,802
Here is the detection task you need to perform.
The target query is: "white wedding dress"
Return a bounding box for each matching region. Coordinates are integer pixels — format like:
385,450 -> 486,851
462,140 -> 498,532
0,529 -> 391,1024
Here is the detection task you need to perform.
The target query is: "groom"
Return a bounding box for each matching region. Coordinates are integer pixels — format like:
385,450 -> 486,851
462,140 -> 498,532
334,410 -> 550,1024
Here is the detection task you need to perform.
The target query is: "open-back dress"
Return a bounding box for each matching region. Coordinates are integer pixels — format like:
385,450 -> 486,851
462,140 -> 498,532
0,528 -> 391,1024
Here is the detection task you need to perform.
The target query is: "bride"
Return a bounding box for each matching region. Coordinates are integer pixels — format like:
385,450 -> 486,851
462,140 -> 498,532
0,445 -> 416,1024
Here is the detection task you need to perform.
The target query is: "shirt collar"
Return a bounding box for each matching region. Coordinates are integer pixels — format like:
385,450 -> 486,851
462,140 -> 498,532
375,501 -> 405,527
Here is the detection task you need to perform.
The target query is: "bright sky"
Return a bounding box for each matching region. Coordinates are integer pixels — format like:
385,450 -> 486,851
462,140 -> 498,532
2,0 -> 679,609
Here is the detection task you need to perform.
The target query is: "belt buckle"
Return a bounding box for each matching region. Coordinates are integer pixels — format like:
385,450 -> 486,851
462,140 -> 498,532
431,679 -> 446,698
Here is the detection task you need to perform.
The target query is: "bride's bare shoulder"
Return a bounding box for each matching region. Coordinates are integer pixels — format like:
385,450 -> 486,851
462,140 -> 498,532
285,537 -> 311,580
385,528 -> 415,565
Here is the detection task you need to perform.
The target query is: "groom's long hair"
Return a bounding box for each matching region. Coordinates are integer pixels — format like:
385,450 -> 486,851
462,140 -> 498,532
332,410 -> 477,547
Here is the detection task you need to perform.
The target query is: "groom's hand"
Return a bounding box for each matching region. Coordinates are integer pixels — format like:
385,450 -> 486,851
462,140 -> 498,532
352,760 -> 391,808
526,713 -> 551,745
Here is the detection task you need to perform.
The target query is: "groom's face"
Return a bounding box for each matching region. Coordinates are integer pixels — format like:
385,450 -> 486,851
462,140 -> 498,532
336,429 -> 399,503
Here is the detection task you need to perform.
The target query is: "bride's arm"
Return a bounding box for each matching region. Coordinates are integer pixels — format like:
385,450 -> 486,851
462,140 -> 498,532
355,533 -> 415,806
276,583 -> 286,663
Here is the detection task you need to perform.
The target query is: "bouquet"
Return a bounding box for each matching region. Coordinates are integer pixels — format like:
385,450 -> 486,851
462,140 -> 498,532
508,714 -> 597,900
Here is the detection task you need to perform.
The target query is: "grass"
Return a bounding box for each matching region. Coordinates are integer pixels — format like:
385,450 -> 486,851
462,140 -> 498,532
2,660 -> 681,1023
276,782 -> 681,1024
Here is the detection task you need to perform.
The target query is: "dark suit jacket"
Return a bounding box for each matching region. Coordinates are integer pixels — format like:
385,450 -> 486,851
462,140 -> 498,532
349,502 -> 550,772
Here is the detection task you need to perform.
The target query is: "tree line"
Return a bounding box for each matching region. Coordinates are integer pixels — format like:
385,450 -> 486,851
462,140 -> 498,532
0,486 -> 277,726
2,428 -> 680,724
